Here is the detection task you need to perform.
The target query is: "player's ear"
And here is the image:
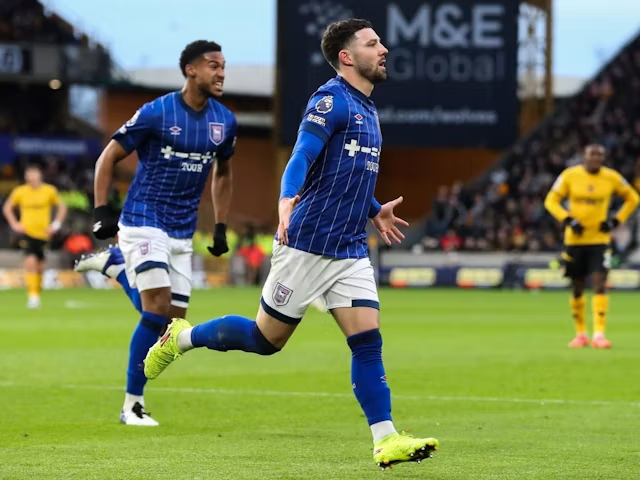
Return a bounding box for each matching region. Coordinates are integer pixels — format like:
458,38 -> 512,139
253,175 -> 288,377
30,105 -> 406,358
185,63 -> 197,78
339,49 -> 354,67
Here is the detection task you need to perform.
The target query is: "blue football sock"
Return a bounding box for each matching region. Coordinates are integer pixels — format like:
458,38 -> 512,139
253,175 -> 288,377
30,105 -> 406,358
347,329 -> 392,425
116,270 -> 142,313
127,311 -> 167,395
190,315 -> 279,355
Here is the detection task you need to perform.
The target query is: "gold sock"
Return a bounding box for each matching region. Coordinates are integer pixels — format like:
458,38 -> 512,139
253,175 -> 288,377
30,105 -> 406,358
592,294 -> 609,336
25,272 -> 39,298
570,296 -> 586,335
35,273 -> 42,295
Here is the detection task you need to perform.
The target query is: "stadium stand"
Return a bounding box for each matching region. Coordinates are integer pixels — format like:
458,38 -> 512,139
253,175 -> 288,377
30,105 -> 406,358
0,0 -> 108,254
421,30 -> 640,260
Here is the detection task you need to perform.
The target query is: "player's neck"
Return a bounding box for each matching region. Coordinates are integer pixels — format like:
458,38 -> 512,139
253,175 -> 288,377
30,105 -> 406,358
338,72 -> 373,97
181,86 -> 209,112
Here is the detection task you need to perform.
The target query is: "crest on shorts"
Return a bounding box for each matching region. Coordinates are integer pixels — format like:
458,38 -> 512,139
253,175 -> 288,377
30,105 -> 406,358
138,241 -> 150,256
272,282 -> 293,306
209,122 -> 224,145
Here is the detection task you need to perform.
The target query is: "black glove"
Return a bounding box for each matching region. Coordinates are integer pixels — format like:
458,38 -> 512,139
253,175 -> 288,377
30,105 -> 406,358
92,205 -> 119,240
563,216 -> 584,235
599,218 -> 619,233
207,223 -> 229,257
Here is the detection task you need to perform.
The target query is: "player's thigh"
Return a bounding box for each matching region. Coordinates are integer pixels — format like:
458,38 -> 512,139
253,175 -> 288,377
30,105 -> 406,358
255,304 -> 297,350
587,245 -> 611,273
326,259 -> 380,337
168,237 -> 193,319
118,224 -> 171,296
21,236 -> 45,266
258,244 -> 337,346
588,245 -> 610,290
563,246 -> 589,279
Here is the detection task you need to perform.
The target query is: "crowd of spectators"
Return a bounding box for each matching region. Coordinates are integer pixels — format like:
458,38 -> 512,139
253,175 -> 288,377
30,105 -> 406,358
421,34 -> 640,259
0,0 -> 82,44
0,0 -> 111,254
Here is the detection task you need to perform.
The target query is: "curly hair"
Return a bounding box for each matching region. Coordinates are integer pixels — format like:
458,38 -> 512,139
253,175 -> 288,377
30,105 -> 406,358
179,40 -> 222,77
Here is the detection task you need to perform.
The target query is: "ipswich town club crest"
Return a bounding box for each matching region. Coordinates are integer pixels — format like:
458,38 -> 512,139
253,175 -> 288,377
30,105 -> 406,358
272,282 -> 293,306
209,122 -> 224,145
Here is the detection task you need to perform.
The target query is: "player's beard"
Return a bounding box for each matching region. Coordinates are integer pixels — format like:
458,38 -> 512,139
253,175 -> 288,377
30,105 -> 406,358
197,81 -> 222,99
355,60 -> 387,84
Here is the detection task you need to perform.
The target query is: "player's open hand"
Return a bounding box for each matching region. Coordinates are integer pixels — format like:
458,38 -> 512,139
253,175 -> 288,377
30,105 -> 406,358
277,195 -> 300,245
372,196 -> 409,246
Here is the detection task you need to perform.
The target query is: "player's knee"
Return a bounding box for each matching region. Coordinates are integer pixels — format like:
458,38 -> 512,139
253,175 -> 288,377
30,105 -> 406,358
24,255 -> 38,271
137,268 -> 172,314
252,323 -> 280,356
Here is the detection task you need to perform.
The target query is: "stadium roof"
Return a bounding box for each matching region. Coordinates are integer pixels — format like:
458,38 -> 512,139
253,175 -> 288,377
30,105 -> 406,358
125,65 -> 586,99
126,65 -> 274,97
123,66 -> 586,129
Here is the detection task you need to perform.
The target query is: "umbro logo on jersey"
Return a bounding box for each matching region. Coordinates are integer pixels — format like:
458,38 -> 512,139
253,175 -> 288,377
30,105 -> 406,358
169,126 -> 182,135
343,139 -> 380,157
354,113 -> 363,125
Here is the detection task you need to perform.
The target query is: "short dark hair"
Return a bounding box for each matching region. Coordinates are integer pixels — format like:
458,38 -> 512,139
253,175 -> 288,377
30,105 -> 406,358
25,163 -> 42,172
321,19 -> 373,70
179,40 -> 222,77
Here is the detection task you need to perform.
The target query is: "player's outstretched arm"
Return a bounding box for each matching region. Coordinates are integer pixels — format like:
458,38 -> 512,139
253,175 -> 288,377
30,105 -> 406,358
93,140 -> 128,239
277,130 -> 326,245
371,196 -> 409,246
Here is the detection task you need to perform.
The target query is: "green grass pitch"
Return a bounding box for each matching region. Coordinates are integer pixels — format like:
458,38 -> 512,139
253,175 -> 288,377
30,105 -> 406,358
1,287 -> 640,479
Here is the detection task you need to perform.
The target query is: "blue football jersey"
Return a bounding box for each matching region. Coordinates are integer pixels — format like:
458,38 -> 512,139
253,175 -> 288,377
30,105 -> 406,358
113,91 -> 237,238
287,76 -> 382,259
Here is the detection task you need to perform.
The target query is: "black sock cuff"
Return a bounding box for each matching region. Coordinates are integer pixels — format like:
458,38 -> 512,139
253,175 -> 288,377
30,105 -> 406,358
347,328 -> 382,349
253,324 -> 280,354
140,311 -> 168,334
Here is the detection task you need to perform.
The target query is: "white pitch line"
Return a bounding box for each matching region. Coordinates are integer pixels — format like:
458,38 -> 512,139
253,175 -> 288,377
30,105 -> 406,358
1,382 -> 638,408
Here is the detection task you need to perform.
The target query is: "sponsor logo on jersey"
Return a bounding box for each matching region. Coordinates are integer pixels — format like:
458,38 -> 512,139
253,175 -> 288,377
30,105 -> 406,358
343,139 -> 380,157
159,146 -> 215,173
306,113 -> 326,127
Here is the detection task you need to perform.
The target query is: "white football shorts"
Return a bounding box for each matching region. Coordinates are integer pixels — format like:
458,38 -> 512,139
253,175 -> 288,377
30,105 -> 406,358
117,223 -> 193,308
260,243 -> 379,324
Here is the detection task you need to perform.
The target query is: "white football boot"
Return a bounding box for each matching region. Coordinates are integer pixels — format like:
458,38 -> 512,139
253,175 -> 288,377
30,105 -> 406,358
27,295 -> 41,309
74,245 -> 125,278
120,401 -> 160,427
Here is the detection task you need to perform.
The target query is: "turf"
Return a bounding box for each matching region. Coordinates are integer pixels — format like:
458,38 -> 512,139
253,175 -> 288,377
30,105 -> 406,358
1,288 -> 640,479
